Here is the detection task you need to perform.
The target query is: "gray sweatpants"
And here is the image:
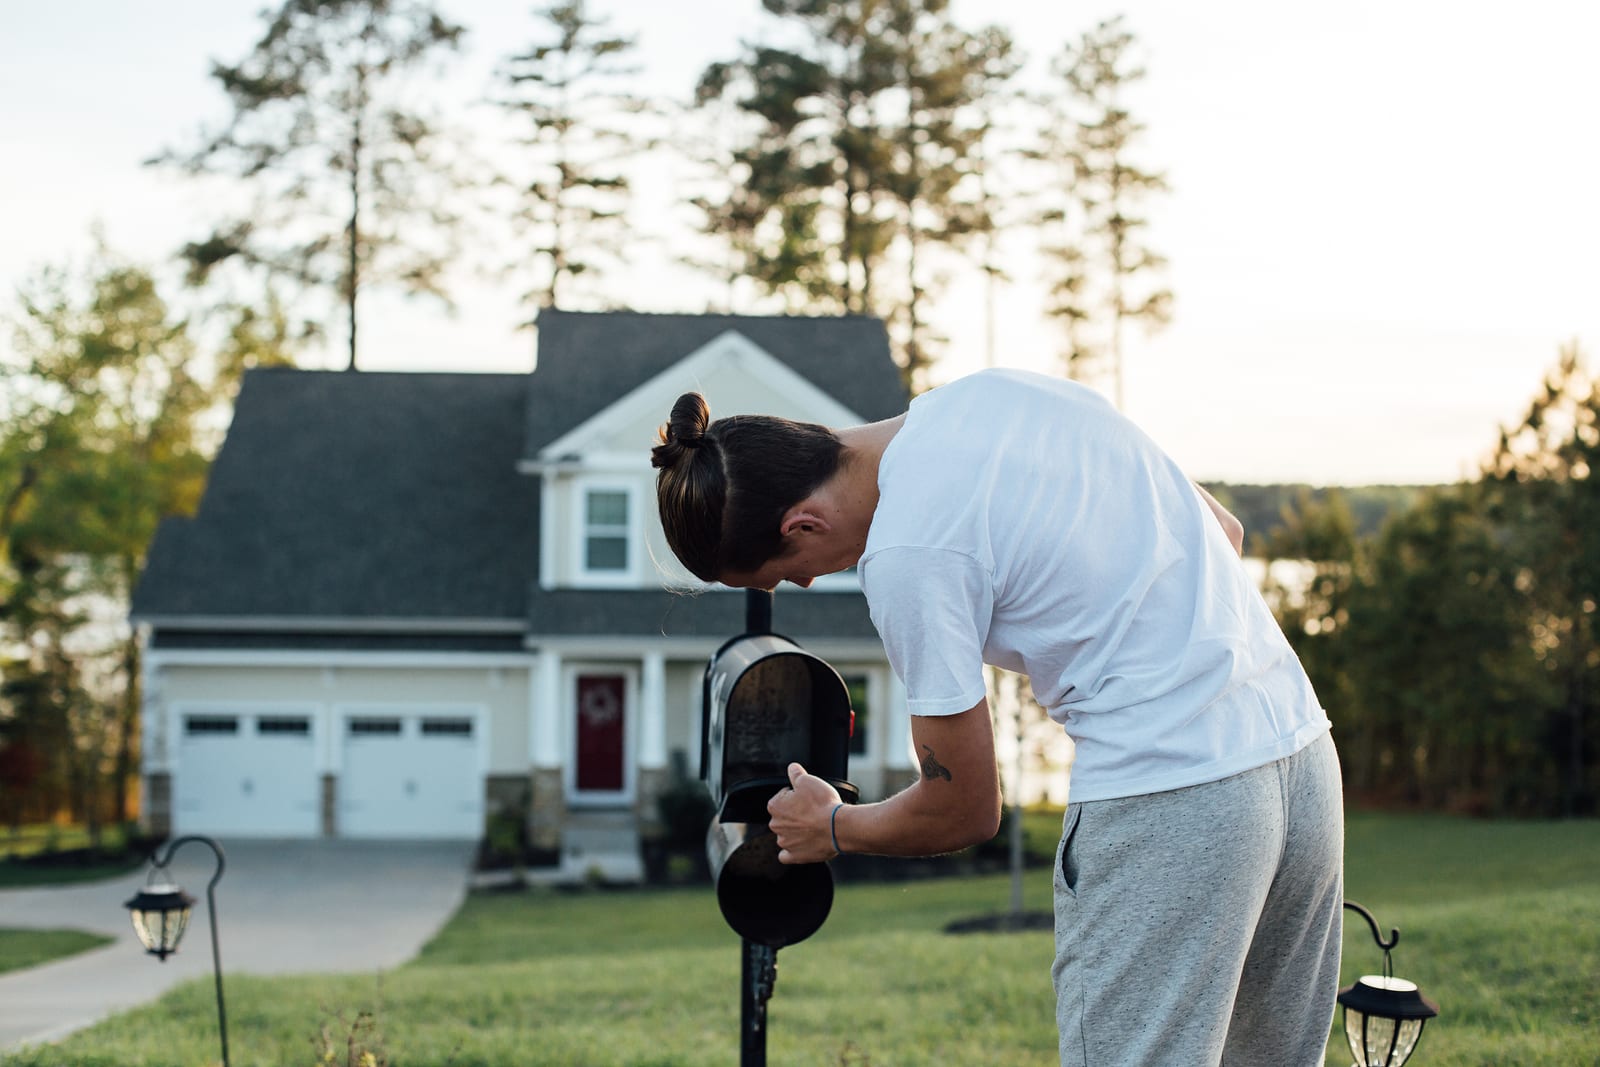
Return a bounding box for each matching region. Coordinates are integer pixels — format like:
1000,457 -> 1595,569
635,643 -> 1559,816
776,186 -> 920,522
1052,731 -> 1344,1067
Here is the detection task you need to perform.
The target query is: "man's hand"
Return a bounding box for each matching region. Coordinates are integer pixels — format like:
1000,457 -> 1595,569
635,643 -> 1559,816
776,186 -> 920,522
767,761 -> 842,864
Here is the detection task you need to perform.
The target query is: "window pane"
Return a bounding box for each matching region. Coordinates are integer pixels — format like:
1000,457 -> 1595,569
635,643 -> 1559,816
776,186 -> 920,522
258,716 -> 310,735
586,490 -> 628,527
587,534 -> 627,571
843,675 -> 870,756
185,715 -> 238,735
349,717 -> 402,736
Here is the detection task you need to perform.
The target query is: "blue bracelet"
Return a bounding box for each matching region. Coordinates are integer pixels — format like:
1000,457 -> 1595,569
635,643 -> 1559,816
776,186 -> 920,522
829,802 -> 844,855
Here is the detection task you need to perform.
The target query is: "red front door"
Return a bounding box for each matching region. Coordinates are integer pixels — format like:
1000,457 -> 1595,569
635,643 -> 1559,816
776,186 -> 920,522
575,673 -> 626,792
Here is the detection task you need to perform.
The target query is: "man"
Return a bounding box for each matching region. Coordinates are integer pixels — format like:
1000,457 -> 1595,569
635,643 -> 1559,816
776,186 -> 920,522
651,368 -> 1343,1065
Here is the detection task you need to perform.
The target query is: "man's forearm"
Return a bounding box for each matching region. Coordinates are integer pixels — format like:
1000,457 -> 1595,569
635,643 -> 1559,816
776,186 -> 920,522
832,744 -> 1001,857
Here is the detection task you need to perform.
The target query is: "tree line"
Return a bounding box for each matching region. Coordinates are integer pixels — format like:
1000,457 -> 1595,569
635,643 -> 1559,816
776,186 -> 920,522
1206,483 -> 1428,544
145,0 -> 1172,390
1255,345 -> 1599,818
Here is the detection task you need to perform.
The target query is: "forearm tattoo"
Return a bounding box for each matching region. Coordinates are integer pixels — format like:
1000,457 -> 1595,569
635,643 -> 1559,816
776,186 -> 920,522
920,744 -> 953,782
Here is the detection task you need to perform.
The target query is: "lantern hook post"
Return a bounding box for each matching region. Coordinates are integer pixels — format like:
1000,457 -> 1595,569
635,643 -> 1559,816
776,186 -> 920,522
1337,899 -> 1439,1065
150,835 -> 230,1067
740,586 -> 778,1067
1344,899 -> 1400,978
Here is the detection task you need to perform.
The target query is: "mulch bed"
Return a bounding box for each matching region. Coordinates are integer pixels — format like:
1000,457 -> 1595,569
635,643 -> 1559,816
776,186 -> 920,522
943,910 -> 1055,935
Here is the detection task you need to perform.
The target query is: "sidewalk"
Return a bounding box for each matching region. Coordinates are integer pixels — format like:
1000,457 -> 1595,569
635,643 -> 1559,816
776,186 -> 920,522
0,839 -> 474,1052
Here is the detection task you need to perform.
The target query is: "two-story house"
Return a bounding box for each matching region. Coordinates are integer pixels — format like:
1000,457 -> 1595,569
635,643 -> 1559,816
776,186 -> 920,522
129,310 -> 914,880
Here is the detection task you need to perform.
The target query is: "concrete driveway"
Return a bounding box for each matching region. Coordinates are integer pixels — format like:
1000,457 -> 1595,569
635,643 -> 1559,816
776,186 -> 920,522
0,839 -> 475,1053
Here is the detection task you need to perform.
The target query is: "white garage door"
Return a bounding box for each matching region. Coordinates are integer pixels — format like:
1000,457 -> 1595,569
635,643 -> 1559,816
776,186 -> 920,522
339,712 -> 483,839
174,711 -> 320,837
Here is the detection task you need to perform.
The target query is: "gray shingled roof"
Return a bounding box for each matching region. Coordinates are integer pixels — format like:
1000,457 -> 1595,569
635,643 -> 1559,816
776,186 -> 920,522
527,587 -> 880,641
526,310 -> 906,455
132,369 -> 537,624
133,312 -> 906,636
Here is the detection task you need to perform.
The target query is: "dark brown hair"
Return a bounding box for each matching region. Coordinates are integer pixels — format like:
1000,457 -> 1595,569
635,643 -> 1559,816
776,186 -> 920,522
651,392 -> 843,582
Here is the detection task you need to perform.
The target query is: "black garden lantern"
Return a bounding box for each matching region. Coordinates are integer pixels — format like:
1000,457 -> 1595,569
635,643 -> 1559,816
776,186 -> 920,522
123,835 -> 230,1067
1338,901 -> 1440,1067
123,880 -> 196,961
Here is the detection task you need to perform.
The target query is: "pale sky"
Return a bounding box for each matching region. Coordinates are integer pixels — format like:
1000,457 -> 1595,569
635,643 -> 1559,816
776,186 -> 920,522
3,1 -> 1597,486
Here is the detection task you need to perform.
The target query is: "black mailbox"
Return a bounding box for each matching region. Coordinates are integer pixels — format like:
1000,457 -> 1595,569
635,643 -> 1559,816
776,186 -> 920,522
701,633 -> 859,948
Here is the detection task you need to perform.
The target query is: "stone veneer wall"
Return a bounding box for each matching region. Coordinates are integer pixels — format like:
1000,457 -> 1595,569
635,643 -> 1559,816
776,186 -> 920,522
321,773 -> 337,837
634,765 -> 668,837
528,767 -> 567,850
142,773 -> 172,837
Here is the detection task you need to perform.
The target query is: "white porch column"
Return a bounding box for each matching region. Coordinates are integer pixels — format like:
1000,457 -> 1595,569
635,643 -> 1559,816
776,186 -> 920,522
532,648 -> 563,768
139,655 -> 171,836
685,668 -> 705,776
529,647 -> 568,853
141,658 -> 166,768
640,651 -> 667,770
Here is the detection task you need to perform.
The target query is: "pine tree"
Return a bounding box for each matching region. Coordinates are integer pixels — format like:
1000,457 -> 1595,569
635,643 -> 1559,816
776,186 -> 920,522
494,0 -> 653,316
151,0 -> 468,370
880,2 -> 1019,383
1034,16 -> 1170,407
694,0 -> 1016,382
962,26 -> 1026,370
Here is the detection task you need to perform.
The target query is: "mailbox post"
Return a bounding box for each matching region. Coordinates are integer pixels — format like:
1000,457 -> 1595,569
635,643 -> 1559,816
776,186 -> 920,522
702,589 -> 858,1065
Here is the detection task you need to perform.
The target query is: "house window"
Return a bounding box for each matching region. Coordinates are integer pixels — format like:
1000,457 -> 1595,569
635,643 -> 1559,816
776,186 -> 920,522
421,718 -> 473,737
348,717 -> 402,736
842,674 -> 870,757
257,716 -> 310,736
583,489 -> 630,573
185,715 -> 239,736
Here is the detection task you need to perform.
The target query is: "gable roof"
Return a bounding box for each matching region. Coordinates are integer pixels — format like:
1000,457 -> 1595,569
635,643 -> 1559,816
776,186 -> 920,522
132,369 -> 537,627
132,311 -> 907,640
526,586 -> 879,641
525,310 -> 905,457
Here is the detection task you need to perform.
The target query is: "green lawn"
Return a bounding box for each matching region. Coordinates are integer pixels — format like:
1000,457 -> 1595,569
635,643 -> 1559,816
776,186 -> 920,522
0,824 -> 134,860
0,929 -> 114,976
3,812 -> 1595,1066
0,824 -> 146,888
1328,812 -> 1600,1066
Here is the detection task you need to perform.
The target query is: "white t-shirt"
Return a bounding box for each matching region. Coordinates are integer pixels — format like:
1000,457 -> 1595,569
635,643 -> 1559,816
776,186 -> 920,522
859,368 -> 1330,803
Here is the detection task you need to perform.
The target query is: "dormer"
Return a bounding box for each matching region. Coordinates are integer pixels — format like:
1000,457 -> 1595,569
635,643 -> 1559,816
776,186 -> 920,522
522,327 -> 872,592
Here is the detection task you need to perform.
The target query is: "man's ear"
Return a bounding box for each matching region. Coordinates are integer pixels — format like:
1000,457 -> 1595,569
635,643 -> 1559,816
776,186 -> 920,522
778,500 -> 832,539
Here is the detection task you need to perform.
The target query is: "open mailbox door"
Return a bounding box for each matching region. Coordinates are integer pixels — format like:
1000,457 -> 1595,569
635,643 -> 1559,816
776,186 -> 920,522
701,633 -> 859,948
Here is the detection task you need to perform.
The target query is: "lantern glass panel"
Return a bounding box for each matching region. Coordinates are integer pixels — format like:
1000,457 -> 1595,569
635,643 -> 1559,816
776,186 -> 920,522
131,900 -> 193,956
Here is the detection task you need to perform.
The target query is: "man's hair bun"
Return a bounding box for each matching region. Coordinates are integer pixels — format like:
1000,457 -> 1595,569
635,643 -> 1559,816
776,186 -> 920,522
652,392 -> 713,468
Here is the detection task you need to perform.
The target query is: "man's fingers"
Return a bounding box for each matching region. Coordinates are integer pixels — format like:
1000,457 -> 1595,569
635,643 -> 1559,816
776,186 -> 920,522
787,761 -> 808,788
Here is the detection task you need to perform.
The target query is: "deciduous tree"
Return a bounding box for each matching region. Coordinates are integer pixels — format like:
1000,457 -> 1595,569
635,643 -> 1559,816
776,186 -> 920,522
1253,346 -> 1599,816
2,250 -> 218,831
1480,342 -> 1600,815
1344,487 -> 1547,812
